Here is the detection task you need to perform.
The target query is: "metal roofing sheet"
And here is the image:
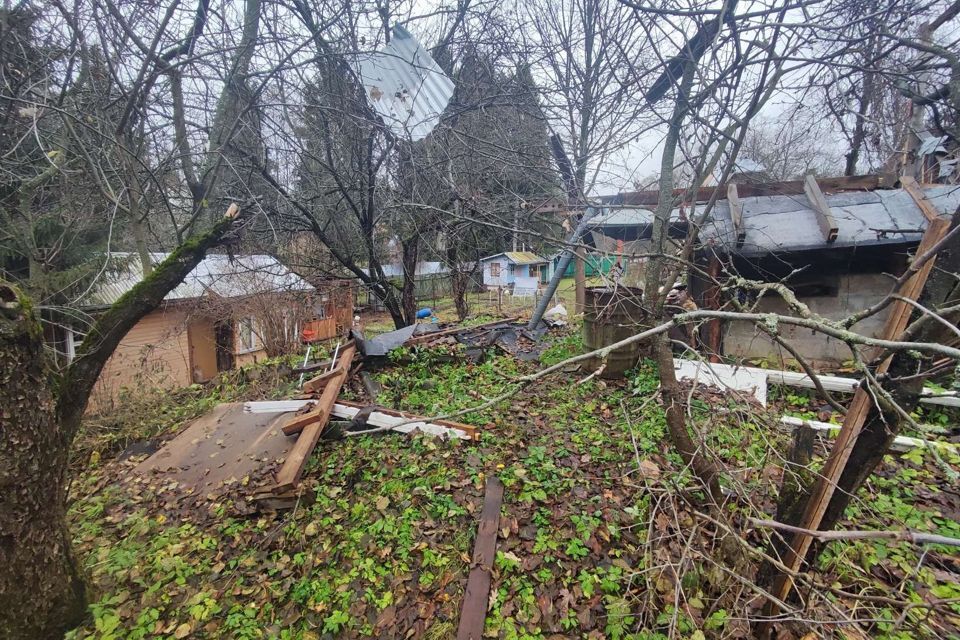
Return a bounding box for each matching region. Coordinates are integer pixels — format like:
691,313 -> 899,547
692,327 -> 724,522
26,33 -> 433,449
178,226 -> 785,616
590,184 -> 960,256
354,26 -> 455,141
87,253 -> 313,306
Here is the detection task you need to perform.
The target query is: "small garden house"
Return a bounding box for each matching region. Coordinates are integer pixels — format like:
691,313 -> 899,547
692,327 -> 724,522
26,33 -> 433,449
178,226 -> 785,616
480,252 -> 550,289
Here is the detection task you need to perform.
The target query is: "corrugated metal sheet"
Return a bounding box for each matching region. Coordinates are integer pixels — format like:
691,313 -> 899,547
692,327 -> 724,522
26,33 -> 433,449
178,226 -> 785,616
87,253 -> 313,306
590,184 -> 960,256
355,26 -> 455,141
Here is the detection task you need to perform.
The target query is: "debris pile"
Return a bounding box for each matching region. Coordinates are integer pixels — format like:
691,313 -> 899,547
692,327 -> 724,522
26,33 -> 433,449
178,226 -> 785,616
132,319 -> 522,510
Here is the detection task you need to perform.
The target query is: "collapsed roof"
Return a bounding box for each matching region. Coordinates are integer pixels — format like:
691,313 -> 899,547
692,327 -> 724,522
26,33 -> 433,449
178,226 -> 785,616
590,183 -> 960,257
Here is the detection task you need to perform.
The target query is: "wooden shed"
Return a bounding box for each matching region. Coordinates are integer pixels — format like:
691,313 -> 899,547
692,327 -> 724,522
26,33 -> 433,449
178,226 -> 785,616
67,253 -> 352,411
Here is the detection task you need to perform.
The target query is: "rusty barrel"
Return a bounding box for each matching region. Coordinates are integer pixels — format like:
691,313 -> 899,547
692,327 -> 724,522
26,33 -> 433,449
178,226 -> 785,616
583,286 -> 647,378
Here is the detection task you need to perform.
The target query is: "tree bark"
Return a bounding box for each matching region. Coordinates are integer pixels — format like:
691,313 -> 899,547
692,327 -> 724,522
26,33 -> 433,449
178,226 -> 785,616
0,286 -> 88,640
447,245 -> 470,321
652,336 -> 724,503
843,41 -> 876,177
400,236 -> 419,326
0,207 -> 240,638
574,247 -> 586,314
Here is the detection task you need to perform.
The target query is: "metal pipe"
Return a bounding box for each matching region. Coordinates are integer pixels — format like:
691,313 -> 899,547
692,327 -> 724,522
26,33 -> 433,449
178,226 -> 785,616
297,345 -> 313,388
528,208 -> 597,329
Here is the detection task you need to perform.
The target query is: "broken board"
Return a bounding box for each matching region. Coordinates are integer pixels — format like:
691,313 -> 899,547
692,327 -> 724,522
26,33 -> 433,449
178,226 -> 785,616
672,358 -> 769,405
134,403 -> 292,493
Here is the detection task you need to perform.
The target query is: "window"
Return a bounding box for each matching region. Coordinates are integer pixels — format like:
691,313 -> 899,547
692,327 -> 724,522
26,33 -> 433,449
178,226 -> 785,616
489,262 -> 501,277
238,317 -> 258,353
508,263 -> 516,275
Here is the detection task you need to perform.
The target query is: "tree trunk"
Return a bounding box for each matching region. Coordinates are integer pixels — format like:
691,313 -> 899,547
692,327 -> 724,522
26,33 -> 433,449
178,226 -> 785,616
574,247 -> 586,314
652,335 -> 724,503
447,245 -> 470,320
0,286 -> 88,640
843,63 -> 875,177
0,207 -> 241,638
400,237 -> 419,326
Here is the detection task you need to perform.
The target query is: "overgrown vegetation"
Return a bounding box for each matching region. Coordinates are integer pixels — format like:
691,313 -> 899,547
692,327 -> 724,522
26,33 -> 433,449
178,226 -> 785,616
65,335 -> 960,639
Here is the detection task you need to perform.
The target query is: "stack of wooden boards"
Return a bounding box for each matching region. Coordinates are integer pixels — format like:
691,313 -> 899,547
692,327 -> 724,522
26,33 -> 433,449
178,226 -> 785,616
269,340 -> 482,494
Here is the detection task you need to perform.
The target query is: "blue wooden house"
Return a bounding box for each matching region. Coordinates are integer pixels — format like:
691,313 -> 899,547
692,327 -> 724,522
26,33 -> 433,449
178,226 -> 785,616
480,252 -> 550,288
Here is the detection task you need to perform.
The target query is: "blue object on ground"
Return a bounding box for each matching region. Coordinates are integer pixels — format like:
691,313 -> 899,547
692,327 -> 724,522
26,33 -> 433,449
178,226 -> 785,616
416,308 -> 433,319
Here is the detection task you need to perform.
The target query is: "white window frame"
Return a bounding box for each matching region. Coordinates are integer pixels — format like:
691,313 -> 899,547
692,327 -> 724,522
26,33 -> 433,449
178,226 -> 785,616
237,317 -> 259,354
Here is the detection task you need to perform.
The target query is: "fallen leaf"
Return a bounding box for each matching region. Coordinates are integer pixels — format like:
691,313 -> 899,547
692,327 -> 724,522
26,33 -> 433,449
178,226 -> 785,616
638,460 -> 660,479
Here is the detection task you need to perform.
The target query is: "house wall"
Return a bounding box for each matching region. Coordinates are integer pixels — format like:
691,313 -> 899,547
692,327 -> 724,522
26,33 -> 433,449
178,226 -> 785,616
91,307 -> 192,410
483,257 -> 513,287
721,272 -> 892,365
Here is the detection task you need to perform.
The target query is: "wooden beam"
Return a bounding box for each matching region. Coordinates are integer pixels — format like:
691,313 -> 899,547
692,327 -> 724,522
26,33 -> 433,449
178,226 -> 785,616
900,175 -> 941,222
764,216 -> 951,620
456,476 -> 504,640
301,367 -> 342,394
779,416 -> 955,454
274,343 -> 356,491
617,174 -> 893,207
727,183 -> 746,248
803,175 -> 839,243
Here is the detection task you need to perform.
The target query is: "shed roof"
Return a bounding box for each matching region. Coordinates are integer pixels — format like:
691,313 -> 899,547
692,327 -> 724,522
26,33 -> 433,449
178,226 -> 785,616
481,251 -> 549,265
85,253 -> 313,307
590,184 -> 960,257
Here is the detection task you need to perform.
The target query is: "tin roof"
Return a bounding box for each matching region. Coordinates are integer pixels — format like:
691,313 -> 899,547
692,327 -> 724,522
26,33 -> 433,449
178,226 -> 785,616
85,253 -> 313,307
354,26 -> 455,141
481,251 -> 549,265
590,184 -> 960,257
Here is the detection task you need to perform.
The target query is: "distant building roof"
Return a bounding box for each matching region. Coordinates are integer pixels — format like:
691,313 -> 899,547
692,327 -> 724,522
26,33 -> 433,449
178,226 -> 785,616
85,253 -> 313,307
590,184 -> 960,257
481,251 -> 549,265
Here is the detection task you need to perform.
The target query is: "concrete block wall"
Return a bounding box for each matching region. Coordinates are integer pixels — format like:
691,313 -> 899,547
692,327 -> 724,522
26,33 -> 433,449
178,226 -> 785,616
722,272 -> 892,366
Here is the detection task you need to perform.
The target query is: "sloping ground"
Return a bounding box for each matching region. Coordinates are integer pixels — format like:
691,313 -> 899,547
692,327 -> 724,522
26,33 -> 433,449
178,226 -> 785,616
66,336 -> 960,639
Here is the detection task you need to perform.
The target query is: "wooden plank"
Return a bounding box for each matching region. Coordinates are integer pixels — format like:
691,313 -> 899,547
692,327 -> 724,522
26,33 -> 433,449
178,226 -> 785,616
779,416 -> 955,453
456,476 -> 504,640
617,174 -> 892,207
292,359 -> 334,375
302,367 -> 342,394
803,175 -> 839,243
765,216 -> 951,617
274,343 -> 356,491
726,183 -> 746,247
900,175 -> 941,222
871,217 -> 951,365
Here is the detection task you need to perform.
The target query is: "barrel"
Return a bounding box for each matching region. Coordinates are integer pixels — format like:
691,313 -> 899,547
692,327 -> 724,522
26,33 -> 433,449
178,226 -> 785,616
583,286 -> 647,378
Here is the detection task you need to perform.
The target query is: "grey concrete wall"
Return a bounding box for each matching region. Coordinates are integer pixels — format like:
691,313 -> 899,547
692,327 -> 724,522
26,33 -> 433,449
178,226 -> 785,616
722,272 -> 892,366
